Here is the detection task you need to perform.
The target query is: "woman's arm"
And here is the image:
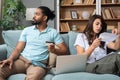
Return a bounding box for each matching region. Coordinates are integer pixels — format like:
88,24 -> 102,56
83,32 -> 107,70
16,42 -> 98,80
76,38 -> 101,57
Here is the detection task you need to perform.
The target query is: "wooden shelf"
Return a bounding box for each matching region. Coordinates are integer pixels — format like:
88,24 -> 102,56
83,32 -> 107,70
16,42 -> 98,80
58,0 -> 120,32
61,4 -> 96,7
105,18 -> 120,21
60,19 -> 89,21
101,3 -> 120,6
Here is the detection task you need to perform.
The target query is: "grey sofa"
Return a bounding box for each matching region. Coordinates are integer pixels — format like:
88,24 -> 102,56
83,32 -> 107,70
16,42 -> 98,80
0,30 -> 120,80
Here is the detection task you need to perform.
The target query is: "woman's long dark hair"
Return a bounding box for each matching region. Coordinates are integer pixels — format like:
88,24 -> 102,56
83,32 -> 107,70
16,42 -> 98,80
83,15 -> 107,49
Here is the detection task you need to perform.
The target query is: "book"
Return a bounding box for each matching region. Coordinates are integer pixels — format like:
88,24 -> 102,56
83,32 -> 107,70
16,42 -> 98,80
83,0 -> 89,4
104,8 -> 112,19
107,25 -> 115,31
118,22 -> 120,29
62,0 -> 73,5
60,22 -> 70,32
101,0 -> 106,4
102,9 -> 106,19
91,9 -> 96,16
88,0 -> 94,4
109,8 -> 115,19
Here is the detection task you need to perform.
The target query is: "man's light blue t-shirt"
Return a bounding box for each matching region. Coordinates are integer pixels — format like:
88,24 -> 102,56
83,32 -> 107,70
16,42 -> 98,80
19,25 -> 63,63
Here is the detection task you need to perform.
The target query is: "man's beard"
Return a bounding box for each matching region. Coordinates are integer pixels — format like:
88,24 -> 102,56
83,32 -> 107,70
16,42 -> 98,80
32,19 -> 42,25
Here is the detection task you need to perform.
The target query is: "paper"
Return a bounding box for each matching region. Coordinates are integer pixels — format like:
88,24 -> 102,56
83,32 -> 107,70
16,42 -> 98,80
99,32 -> 119,42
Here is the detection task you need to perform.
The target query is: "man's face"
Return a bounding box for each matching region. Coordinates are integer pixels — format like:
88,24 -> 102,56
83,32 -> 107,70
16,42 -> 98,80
32,8 -> 46,25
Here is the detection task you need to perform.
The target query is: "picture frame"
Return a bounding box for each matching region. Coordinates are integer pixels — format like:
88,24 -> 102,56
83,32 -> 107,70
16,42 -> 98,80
70,10 -> 78,19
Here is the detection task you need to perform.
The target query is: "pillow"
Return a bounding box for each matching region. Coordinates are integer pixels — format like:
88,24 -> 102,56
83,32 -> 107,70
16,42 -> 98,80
48,52 -> 57,68
48,33 -> 69,68
68,31 -> 79,55
2,30 -> 22,58
61,34 -> 69,48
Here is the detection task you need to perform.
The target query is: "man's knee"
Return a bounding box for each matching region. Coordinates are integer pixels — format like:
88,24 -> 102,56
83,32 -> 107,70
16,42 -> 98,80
25,75 -> 40,80
26,67 -> 46,80
0,77 -> 5,80
0,66 -> 8,79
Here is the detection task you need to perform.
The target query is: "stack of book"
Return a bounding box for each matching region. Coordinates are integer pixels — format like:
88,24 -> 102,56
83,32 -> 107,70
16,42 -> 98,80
102,8 -> 115,19
60,22 -> 70,32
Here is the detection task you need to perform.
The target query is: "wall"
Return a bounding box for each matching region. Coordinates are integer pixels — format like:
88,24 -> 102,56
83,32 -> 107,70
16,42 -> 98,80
21,0 -> 56,28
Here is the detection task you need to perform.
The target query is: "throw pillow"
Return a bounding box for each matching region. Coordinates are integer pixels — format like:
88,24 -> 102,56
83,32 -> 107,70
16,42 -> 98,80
2,30 -> 22,58
48,33 -> 69,68
68,31 -> 79,55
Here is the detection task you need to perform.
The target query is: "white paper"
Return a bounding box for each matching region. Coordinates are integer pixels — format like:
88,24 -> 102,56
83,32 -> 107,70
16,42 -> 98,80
99,32 -> 119,42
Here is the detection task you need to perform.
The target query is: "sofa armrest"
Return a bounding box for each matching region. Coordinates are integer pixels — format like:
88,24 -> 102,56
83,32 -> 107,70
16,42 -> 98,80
0,44 -> 7,61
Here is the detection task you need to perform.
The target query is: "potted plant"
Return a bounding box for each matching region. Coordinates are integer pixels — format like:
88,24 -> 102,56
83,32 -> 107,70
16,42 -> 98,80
0,0 -> 26,30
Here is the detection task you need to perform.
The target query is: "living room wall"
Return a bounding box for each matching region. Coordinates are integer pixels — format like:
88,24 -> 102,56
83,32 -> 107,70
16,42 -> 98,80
21,0 -> 55,28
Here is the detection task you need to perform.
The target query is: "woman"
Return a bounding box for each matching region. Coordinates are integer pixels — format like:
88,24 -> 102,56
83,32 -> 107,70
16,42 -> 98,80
74,15 -> 120,75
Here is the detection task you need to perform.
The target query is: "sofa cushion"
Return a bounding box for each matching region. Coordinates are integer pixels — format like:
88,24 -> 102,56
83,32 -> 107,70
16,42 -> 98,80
0,44 -> 7,60
8,74 -> 26,80
52,72 -> 120,80
61,33 -> 69,48
68,31 -> 79,55
2,30 -> 22,57
8,73 -> 54,80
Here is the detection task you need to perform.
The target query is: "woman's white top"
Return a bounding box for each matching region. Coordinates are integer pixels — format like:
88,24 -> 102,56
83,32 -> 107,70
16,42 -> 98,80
74,33 -> 107,63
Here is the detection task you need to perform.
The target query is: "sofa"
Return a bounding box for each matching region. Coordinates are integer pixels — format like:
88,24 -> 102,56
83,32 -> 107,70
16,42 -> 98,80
0,30 -> 120,80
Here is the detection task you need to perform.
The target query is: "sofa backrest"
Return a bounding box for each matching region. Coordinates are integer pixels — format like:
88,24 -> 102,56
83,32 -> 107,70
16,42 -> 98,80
2,30 -> 22,57
68,31 -> 78,55
2,30 -> 79,57
60,31 -> 79,55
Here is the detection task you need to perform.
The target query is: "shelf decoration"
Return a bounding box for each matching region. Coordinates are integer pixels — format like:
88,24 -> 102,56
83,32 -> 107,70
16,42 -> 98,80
73,0 -> 82,5
70,10 -> 78,19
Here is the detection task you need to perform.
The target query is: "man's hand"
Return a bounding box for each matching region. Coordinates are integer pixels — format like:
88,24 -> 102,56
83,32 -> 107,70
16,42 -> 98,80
0,58 -> 13,69
47,43 -> 55,53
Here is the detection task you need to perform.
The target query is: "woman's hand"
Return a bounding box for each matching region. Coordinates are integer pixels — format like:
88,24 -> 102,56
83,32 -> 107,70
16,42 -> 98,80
0,58 -> 14,69
91,38 -> 101,49
112,28 -> 120,35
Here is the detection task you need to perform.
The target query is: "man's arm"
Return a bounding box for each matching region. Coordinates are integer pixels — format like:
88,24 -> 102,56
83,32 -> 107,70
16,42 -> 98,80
9,41 -> 26,60
0,41 -> 26,69
55,42 -> 68,55
48,42 -> 68,55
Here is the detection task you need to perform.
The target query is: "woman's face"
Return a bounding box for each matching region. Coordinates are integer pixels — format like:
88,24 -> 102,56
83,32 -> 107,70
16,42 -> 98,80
93,18 -> 102,34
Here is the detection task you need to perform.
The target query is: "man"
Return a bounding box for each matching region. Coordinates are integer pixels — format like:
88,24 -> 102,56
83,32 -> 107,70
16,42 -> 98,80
0,6 -> 67,80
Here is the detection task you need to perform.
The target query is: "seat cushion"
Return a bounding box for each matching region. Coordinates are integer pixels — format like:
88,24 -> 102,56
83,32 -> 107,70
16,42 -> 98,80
52,72 -> 120,80
8,74 -> 26,80
8,73 -> 54,80
2,30 -> 22,57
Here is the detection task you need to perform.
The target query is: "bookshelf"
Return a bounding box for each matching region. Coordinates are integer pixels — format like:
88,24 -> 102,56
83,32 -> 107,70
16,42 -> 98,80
58,0 -> 96,33
56,0 -> 120,33
101,0 -> 120,30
